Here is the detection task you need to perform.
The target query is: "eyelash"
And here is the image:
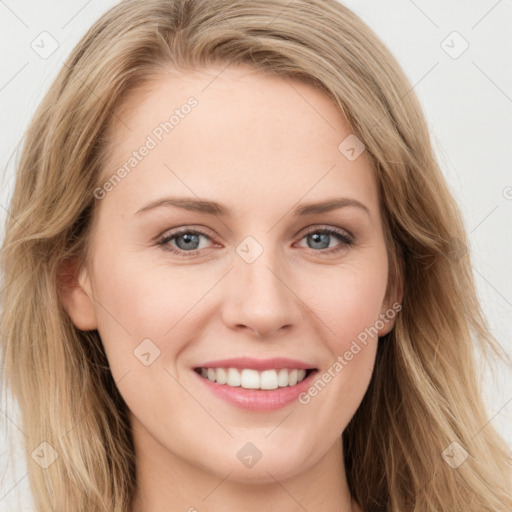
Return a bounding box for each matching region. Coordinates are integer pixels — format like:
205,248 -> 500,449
157,226 -> 355,257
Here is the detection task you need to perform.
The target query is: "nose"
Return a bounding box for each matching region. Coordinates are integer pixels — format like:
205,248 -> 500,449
221,247 -> 302,339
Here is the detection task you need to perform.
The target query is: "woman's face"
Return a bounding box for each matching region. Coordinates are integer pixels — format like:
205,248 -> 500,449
62,65 -> 399,485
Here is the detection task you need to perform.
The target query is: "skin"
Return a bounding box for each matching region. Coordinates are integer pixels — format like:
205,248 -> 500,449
60,64 -> 401,512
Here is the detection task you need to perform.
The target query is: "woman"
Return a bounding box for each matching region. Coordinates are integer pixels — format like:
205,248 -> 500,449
1,0 -> 510,511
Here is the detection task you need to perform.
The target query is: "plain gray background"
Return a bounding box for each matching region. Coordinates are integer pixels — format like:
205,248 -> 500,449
1,1 -> 511,509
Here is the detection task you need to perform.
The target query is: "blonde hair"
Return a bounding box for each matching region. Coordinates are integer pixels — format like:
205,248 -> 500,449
1,0 -> 511,510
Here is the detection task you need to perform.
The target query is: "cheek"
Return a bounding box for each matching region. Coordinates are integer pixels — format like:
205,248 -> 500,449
87,237 -> 387,472
92,240 -> 388,344
295,251 -> 387,417
308,252 -> 389,355
89,248 -> 220,370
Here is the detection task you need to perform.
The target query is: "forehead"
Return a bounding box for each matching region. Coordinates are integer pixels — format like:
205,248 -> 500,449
99,65 -> 379,219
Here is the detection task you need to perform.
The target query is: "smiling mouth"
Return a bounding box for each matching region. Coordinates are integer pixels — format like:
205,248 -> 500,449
194,367 -> 317,390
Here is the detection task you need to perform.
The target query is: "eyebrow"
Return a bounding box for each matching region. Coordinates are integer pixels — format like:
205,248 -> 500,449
135,196 -> 371,218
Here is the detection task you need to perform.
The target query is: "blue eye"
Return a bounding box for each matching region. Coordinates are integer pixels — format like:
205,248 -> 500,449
299,228 -> 354,253
158,229 -> 211,254
157,226 -> 354,257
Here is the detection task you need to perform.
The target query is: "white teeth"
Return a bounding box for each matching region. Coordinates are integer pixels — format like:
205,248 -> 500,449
260,369 -> 278,390
241,369 -> 260,389
198,367 -> 309,389
216,367 -> 227,384
278,368 -> 288,387
227,368 -> 241,387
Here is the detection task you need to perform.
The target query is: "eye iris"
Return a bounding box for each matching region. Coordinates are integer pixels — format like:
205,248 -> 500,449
308,232 -> 330,250
175,233 -> 200,250
164,229 -> 346,254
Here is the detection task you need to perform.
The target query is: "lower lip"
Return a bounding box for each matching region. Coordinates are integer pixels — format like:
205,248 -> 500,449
193,369 -> 318,411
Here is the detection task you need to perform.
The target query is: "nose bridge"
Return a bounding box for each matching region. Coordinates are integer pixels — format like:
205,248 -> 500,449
236,236 -> 288,306
222,235 -> 299,337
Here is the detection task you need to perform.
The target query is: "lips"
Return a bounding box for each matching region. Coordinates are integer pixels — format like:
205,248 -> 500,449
192,357 -> 318,410
194,356 -> 316,371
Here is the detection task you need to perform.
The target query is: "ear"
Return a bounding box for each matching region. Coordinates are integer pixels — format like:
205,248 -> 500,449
378,267 -> 403,337
57,258 -> 98,331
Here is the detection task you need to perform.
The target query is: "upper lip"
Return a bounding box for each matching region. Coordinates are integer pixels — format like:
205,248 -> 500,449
194,357 -> 317,371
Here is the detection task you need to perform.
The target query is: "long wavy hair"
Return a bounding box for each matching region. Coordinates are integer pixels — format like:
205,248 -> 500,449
1,0 -> 510,510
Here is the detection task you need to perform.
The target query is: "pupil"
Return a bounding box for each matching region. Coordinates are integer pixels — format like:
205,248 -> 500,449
310,232 -> 329,249
177,233 -> 199,250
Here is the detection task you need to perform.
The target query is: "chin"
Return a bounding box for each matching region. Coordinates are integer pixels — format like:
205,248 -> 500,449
199,443 -> 314,484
